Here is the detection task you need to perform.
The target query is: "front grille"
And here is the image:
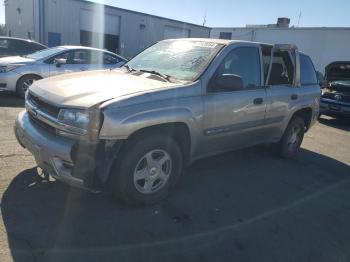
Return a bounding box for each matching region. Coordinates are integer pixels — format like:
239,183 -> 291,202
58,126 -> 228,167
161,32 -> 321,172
28,93 -> 60,118
28,112 -> 56,135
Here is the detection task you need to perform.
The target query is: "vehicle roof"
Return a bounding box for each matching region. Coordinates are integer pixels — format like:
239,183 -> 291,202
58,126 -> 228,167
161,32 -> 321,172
162,38 -> 275,47
326,61 -> 350,66
57,45 -> 127,60
0,36 -> 47,47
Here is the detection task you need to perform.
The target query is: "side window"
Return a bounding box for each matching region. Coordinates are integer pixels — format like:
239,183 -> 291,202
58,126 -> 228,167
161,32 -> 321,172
300,54 -> 317,85
0,39 -> 9,56
10,40 -> 30,55
261,46 -> 272,84
27,43 -> 44,54
268,51 -> 294,86
45,51 -> 70,64
89,51 -> 120,64
0,39 -> 9,49
214,47 -> 261,90
103,53 -> 120,65
71,50 -> 89,64
89,50 -> 103,64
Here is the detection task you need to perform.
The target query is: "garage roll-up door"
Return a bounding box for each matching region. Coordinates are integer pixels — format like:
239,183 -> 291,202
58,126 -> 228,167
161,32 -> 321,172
164,26 -> 190,39
80,9 -> 120,35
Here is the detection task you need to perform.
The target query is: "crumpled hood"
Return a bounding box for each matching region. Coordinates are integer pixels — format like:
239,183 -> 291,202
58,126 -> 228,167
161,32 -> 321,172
328,80 -> 350,93
0,56 -> 35,65
29,70 -> 179,108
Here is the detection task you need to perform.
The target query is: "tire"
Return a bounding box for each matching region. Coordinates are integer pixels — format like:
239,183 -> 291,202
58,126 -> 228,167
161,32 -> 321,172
277,116 -> 305,158
16,75 -> 42,98
110,134 -> 183,205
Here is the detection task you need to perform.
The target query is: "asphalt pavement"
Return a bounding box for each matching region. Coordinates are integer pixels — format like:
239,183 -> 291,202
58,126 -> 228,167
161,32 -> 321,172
0,93 -> 349,262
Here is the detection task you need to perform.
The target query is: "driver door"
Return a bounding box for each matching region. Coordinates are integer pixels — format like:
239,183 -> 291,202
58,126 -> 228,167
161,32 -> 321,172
200,46 -> 268,155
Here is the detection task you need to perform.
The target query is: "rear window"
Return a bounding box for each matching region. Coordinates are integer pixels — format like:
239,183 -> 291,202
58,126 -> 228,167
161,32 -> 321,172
300,54 -> 317,85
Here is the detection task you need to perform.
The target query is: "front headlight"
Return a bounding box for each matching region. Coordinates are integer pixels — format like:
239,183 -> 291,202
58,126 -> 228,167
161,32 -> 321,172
0,65 -> 23,73
58,109 -> 90,130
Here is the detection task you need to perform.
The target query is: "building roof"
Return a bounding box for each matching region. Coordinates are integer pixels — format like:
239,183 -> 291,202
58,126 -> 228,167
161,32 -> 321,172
76,0 -> 210,29
213,26 -> 350,30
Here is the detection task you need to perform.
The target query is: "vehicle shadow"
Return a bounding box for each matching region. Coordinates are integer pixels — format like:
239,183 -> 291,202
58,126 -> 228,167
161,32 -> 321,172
2,147 -> 350,262
0,93 -> 24,108
318,116 -> 350,131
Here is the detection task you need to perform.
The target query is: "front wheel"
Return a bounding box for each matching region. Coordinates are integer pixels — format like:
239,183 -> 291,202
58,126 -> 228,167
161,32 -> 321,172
277,116 -> 305,158
110,134 -> 183,205
16,75 -> 41,98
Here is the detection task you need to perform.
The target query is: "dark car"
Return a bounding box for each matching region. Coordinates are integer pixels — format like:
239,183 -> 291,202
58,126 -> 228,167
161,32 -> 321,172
319,61 -> 350,119
0,37 -> 47,58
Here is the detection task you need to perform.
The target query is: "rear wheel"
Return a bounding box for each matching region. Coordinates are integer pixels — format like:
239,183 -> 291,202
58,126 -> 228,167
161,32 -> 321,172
16,75 -> 41,98
110,134 -> 183,205
278,116 -> 305,158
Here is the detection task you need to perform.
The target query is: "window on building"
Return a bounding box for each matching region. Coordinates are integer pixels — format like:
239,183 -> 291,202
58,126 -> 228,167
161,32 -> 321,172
219,32 -> 232,40
300,54 -> 317,85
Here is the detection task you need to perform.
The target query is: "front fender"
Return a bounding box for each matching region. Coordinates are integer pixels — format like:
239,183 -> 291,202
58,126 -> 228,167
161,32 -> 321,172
99,105 -> 199,140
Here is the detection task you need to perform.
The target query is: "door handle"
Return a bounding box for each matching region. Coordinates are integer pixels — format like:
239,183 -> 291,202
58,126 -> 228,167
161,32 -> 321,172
291,94 -> 298,100
253,98 -> 264,105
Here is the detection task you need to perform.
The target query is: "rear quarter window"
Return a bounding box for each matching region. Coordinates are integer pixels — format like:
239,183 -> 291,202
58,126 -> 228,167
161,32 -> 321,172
300,54 -> 317,85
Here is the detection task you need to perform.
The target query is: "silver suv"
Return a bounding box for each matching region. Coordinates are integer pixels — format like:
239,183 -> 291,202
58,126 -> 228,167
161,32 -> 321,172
14,39 -> 320,204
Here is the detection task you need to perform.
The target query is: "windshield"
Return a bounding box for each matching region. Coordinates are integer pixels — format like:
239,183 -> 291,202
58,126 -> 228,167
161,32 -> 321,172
126,40 -> 223,81
24,47 -> 66,60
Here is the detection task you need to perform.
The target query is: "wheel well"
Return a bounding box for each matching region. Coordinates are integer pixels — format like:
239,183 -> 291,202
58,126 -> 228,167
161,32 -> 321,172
126,123 -> 192,165
293,108 -> 313,131
16,74 -> 42,88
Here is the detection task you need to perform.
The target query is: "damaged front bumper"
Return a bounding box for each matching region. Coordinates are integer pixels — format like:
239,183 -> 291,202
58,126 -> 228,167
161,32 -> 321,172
14,110 -> 121,191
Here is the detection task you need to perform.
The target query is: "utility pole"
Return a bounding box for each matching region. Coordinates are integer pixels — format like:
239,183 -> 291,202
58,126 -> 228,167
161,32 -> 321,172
202,9 -> 207,26
297,11 -> 302,27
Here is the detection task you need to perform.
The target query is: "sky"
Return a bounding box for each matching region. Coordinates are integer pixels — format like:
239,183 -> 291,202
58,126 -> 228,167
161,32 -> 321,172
1,0 -> 350,27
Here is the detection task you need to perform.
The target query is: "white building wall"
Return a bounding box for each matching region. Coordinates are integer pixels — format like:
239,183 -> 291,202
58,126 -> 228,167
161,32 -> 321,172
5,0 -> 210,58
4,0 -> 39,40
42,0 -> 210,57
211,27 -> 350,73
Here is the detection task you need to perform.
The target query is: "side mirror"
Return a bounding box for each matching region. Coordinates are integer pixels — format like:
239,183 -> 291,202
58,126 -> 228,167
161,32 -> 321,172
210,74 -> 244,92
316,71 -> 326,88
54,58 -> 67,68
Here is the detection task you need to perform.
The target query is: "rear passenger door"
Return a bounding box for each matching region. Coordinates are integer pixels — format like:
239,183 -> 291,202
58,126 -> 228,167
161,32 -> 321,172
264,47 -> 300,140
201,46 -> 268,155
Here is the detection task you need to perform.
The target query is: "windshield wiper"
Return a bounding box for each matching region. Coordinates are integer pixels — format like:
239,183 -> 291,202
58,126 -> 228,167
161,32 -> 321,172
139,69 -> 172,82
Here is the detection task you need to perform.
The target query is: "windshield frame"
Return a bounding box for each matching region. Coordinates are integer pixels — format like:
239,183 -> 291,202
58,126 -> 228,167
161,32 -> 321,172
24,47 -> 67,60
125,40 -> 225,82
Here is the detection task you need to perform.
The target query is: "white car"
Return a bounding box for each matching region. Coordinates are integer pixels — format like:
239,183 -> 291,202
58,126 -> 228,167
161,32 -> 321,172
0,46 -> 127,97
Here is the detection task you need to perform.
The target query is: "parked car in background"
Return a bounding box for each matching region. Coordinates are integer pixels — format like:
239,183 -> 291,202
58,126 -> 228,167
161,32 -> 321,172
0,37 -> 47,58
14,39 -> 320,204
0,46 -> 127,97
320,61 -> 350,119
